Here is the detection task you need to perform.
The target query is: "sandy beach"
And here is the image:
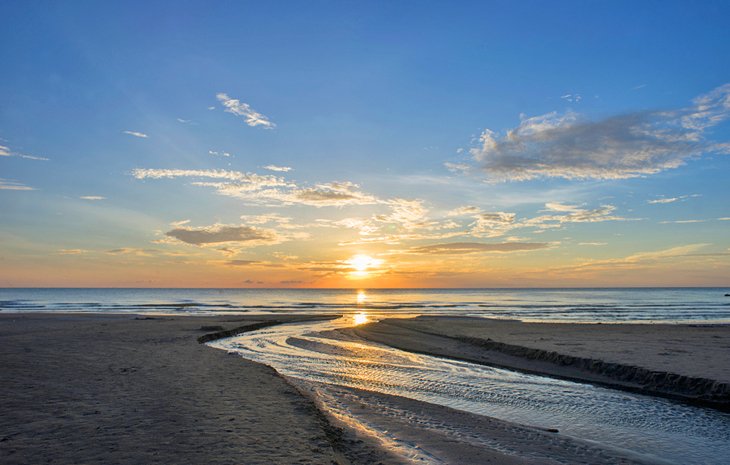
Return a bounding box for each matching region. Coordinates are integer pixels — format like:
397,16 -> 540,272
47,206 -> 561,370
0,313 -> 356,465
1,312 -> 682,465
352,316 -> 730,410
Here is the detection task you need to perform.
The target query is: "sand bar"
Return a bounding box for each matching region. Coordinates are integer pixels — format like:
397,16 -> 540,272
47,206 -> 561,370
353,316 -> 730,409
0,313 -> 349,465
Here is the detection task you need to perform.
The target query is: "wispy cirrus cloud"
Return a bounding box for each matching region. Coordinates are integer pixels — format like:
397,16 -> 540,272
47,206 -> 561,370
80,195 -> 106,200
216,93 -> 275,129
123,130 -> 148,138
263,165 -> 292,172
0,144 -> 48,160
647,194 -> 700,204
133,168 -> 381,207
408,241 -> 550,255
0,179 -> 35,191
470,84 -> 730,181
560,93 -> 582,103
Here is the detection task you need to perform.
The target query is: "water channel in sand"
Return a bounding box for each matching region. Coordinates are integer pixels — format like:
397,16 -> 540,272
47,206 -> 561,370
210,314 -> 730,465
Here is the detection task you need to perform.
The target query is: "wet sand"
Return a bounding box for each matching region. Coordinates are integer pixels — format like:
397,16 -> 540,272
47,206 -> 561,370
353,316 -> 730,409
0,313 -> 351,465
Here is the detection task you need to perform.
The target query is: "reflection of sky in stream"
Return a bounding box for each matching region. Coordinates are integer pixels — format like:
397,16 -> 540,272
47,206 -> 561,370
211,314 -> 730,465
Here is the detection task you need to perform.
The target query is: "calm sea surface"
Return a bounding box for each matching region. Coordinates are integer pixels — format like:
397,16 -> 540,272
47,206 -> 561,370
1,287 -> 729,323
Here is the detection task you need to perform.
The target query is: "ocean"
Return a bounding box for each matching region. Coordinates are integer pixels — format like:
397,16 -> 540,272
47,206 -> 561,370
1,287 -> 729,323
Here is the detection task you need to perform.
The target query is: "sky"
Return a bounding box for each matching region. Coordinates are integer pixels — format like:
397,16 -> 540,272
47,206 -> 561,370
1,0 -> 729,288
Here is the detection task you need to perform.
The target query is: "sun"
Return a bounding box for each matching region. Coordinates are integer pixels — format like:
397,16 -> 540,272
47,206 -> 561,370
345,254 -> 384,278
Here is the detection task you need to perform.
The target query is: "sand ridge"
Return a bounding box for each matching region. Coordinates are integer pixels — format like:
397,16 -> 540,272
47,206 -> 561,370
353,316 -> 730,409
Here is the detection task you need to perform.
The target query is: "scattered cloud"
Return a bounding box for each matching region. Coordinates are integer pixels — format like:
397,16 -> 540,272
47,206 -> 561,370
444,162 -> 471,174
409,241 -> 550,255
177,118 -> 193,124
132,168 -> 382,207
549,243 -> 712,274
0,179 -> 35,191
165,224 -> 279,246
447,205 -> 481,216
659,219 -> 706,224
579,242 -> 607,246
0,144 -> 48,160
647,194 -> 700,204
57,249 -> 88,255
80,195 -> 106,200
123,130 -> 148,138
263,165 -> 292,172
560,93 -> 582,103
470,84 -> 730,181
208,150 -> 232,157
216,93 -> 275,129
225,259 -> 262,266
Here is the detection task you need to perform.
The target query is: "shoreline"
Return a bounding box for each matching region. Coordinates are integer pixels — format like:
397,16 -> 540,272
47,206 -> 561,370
351,316 -> 730,411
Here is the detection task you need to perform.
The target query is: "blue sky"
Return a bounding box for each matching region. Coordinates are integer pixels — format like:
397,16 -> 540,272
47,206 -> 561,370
1,1 -> 729,287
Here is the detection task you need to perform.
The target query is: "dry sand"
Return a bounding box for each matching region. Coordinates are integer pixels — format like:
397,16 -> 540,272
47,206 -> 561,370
353,316 -> 730,409
0,313 -> 352,465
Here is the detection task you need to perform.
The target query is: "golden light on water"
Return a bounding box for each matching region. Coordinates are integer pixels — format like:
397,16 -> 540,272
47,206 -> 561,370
353,312 -> 369,325
346,254 -> 384,279
356,290 -> 367,304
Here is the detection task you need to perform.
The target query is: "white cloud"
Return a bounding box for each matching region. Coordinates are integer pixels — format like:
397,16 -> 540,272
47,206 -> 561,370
647,194 -> 700,204
0,144 -> 48,160
263,165 -> 292,172
131,168 -> 289,188
208,150 -> 232,157
216,93 -> 275,129
659,219 -> 706,224
80,195 -> 106,200
0,179 -> 35,191
470,84 -> 730,181
560,93 -> 582,103
579,242 -> 607,246
123,130 -> 148,138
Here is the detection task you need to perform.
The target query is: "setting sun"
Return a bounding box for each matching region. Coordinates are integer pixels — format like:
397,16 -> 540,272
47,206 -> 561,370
346,255 -> 384,278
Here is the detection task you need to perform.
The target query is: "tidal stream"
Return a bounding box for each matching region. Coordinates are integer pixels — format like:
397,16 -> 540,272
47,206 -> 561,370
210,314 -> 730,464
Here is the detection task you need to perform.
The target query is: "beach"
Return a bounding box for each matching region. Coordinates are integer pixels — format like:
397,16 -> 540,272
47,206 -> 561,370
351,316 -> 730,409
0,312 -> 661,465
0,313 -> 357,465
2,311 -> 729,464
